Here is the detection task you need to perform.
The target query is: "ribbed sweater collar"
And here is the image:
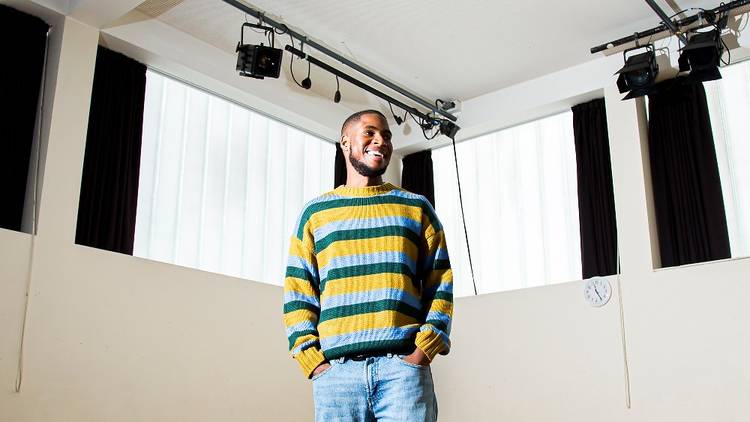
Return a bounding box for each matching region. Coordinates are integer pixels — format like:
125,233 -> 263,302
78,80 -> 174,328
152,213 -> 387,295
334,183 -> 396,197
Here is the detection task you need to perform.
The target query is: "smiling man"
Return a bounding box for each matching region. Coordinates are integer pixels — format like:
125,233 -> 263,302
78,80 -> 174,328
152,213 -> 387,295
283,110 -> 453,421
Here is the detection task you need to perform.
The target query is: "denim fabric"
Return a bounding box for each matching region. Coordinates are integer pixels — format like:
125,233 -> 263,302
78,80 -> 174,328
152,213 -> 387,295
312,354 -> 438,422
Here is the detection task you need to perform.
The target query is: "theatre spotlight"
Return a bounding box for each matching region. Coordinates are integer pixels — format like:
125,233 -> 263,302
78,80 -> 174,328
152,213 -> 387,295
236,22 -> 283,79
678,29 -> 724,82
615,44 -> 659,100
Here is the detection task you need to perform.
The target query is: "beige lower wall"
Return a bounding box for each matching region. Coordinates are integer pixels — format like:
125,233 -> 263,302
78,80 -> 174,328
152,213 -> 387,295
0,229 -> 33,398
434,257 -> 750,422
0,238 -> 311,422
2,232 -> 748,422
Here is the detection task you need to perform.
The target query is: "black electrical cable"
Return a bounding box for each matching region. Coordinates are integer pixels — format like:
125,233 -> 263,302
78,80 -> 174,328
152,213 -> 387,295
449,134 -> 478,295
287,33 -> 306,88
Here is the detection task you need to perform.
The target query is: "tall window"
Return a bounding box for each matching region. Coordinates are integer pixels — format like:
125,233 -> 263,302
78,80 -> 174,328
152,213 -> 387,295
134,70 -> 335,285
705,60 -> 750,258
433,112 -> 582,297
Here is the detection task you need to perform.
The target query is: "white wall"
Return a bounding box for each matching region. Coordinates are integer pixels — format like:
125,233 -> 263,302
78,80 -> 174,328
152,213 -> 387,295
1,3 -> 749,422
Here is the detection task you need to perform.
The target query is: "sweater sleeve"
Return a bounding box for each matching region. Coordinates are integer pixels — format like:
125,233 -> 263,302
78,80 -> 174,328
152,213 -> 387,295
415,227 -> 453,361
283,233 -> 326,379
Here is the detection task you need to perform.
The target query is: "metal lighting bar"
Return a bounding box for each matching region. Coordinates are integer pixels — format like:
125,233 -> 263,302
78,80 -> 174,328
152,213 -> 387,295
221,0 -> 457,122
591,0 -> 750,53
285,45 -> 434,125
644,0 -> 688,45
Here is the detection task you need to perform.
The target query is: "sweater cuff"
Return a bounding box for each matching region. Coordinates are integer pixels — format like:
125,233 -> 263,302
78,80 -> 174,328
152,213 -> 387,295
415,329 -> 446,361
295,347 -> 327,379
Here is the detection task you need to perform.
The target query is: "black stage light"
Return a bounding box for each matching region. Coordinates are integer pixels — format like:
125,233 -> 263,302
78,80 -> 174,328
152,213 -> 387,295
439,119 -> 460,139
236,23 -> 283,79
679,30 -> 724,82
615,44 -> 659,100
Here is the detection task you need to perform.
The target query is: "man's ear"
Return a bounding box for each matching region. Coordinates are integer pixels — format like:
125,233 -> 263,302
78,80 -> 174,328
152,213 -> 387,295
340,135 -> 349,151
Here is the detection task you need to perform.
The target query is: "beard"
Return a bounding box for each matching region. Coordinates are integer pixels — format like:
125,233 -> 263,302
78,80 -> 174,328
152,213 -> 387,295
349,150 -> 388,178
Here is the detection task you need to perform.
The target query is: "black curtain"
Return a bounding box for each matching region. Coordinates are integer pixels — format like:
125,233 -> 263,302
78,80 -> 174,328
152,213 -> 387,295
401,150 -> 435,207
647,78 -> 730,267
75,47 -> 147,254
572,98 -> 618,278
0,5 -> 49,232
335,142 -> 347,188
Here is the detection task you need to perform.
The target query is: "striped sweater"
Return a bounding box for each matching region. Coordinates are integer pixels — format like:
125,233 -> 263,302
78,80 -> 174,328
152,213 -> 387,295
283,183 -> 453,378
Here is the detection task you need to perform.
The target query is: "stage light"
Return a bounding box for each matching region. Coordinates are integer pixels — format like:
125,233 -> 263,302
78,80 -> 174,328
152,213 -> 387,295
615,44 -> 659,100
679,29 -> 724,82
236,22 -> 283,79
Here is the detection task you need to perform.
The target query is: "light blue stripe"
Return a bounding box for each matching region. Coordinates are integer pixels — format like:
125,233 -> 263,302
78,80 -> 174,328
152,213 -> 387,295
388,189 -> 422,201
313,216 -> 421,240
424,280 -> 453,297
286,321 -> 317,337
435,247 -> 449,260
320,251 -> 416,280
419,325 -> 450,345
287,256 -> 318,278
291,338 -> 319,356
421,247 -> 450,272
425,311 -> 451,327
320,326 -> 420,350
284,291 -> 320,307
321,287 -> 422,310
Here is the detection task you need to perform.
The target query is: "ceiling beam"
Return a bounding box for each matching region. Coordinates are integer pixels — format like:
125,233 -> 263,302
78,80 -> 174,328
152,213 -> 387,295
67,0 -> 145,27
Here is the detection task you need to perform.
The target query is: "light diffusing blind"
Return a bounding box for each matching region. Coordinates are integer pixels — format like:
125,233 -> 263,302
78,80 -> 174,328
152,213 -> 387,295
433,112 -> 582,297
705,60 -> 750,258
134,70 -> 335,285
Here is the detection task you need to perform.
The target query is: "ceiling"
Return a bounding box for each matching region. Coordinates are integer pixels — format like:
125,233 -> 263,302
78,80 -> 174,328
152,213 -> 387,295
143,0 -> 719,103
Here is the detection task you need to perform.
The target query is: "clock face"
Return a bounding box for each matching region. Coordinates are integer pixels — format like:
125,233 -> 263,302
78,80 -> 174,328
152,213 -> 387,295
583,276 -> 612,307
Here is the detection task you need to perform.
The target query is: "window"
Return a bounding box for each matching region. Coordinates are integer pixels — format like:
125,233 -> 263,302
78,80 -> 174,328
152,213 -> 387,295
433,112 -> 582,297
134,70 -> 335,285
705,60 -> 750,258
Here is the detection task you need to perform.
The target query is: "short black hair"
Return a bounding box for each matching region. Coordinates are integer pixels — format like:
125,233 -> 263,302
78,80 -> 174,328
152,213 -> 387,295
341,110 -> 388,137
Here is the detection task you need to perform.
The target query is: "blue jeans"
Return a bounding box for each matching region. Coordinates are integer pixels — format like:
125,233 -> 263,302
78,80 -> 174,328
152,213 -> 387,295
312,353 -> 438,421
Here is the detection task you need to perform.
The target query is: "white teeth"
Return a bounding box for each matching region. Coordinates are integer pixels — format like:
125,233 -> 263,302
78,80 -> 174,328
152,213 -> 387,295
366,150 -> 383,157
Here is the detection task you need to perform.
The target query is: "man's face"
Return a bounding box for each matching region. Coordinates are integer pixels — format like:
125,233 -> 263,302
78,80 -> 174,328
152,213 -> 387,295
342,114 -> 393,178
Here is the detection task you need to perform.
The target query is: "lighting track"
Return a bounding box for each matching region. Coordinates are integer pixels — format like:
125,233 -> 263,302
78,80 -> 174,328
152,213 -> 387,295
591,0 -> 750,54
220,0 -> 457,122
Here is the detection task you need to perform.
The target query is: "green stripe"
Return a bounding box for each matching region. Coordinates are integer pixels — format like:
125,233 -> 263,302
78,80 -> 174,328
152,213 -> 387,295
288,330 -> 317,349
434,291 -> 453,303
433,259 -> 451,270
323,338 -> 416,360
323,261 -> 414,285
296,195 -> 431,240
319,299 -> 422,323
285,266 -> 317,286
426,319 -> 448,333
315,225 -> 421,253
283,300 -> 319,314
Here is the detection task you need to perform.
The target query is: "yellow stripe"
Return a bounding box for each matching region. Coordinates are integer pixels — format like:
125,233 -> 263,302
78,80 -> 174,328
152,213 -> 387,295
288,236 -> 316,259
304,204 -> 424,236
284,280 -> 318,297
318,237 -> 419,268
318,310 -> 418,336
322,273 -> 420,298
429,299 -> 453,315
284,309 -> 319,326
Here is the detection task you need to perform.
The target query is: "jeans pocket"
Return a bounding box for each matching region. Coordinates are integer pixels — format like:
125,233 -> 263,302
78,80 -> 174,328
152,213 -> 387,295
311,363 -> 334,381
396,355 -> 429,370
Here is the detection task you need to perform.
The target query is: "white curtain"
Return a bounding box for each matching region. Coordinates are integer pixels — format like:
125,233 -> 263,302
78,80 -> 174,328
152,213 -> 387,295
433,112 -> 582,297
134,70 -> 335,285
704,61 -> 750,258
